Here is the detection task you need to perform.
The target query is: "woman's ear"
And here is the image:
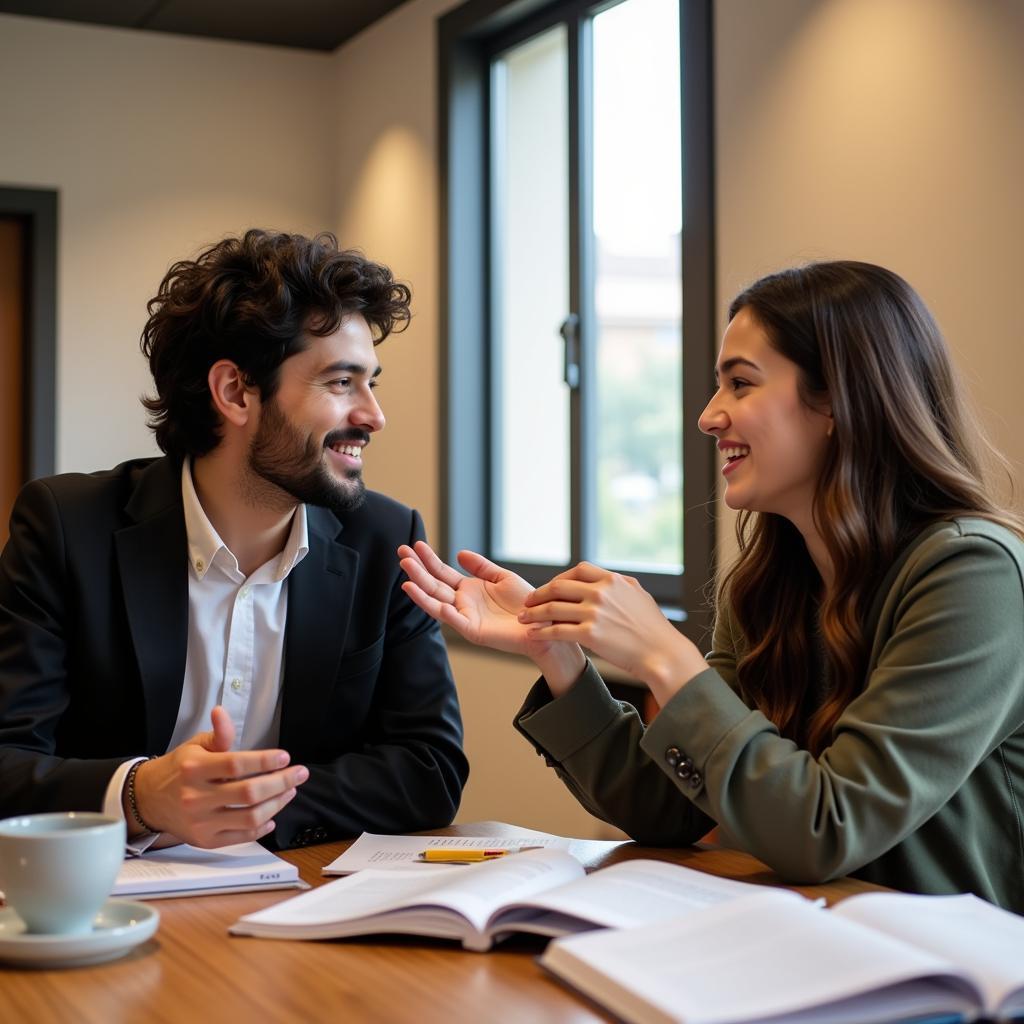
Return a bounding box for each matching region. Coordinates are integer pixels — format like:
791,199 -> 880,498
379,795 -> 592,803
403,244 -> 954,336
816,395 -> 834,438
208,360 -> 258,428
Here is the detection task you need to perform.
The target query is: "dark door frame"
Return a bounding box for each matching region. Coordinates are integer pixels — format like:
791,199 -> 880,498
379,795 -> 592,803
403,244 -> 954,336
0,187 -> 57,479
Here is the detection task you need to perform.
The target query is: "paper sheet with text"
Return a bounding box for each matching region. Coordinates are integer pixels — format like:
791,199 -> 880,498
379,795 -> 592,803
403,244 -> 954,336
324,829 -> 574,874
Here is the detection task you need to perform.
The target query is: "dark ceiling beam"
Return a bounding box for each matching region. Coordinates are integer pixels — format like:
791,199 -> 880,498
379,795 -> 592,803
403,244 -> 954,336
0,0 -> 411,52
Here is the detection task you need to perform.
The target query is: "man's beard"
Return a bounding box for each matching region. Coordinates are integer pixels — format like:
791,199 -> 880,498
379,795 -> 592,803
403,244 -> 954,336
247,398 -> 367,515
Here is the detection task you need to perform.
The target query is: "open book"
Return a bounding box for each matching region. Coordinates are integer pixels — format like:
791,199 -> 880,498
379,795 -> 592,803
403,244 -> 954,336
230,848 -> 763,951
541,888 -> 1024,1024
113,841 -> 306,899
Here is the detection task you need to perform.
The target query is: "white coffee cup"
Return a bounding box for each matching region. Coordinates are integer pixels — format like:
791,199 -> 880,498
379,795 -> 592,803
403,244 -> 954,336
0,812 -> 126,935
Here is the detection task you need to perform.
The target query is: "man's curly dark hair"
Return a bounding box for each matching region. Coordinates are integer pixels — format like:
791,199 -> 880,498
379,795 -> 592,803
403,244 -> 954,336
140,229 -> 411,461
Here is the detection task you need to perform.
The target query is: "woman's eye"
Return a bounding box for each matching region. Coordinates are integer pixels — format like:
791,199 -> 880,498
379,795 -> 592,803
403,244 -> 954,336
729,378 -> 751,392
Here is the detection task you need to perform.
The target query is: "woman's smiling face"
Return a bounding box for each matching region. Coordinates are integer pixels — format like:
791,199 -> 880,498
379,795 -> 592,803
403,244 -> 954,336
698,306 -> 833,526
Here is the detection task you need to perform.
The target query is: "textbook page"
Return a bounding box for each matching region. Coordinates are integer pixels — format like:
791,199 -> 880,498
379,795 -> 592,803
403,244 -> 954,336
114,841 -> 304,899
541,889 -> 980,1024
232,850 -> 773,953
323,828 -> 573,874
834,891 -> 1024,1018
232,848 -> 585,941
494,859 -> 767,933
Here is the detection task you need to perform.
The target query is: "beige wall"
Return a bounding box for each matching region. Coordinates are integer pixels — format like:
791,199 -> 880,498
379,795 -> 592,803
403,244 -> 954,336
714,0 -> 1024,553
0,14 -> 336,472
2,0 -> 1022,837
330,0 -> 454,530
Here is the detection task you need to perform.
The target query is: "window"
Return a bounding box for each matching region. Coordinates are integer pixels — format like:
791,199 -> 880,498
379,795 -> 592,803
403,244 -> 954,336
440,0 -> 714,629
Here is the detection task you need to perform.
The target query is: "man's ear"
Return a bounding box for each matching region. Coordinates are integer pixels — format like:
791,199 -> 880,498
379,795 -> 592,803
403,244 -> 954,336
208,360 -> 259,428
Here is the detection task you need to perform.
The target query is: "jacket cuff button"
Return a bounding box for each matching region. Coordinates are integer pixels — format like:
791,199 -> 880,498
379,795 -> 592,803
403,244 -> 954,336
665,746 -> 682,767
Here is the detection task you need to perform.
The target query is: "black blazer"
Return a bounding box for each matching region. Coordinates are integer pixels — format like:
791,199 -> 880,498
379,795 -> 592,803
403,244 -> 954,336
0,457 -> 468,847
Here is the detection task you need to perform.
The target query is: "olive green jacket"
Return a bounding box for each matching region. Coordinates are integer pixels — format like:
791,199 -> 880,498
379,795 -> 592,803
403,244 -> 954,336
514,519 -> 1024,911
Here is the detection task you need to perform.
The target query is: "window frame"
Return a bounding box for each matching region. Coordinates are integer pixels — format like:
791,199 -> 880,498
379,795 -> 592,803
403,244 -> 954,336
439,0 -> 716,639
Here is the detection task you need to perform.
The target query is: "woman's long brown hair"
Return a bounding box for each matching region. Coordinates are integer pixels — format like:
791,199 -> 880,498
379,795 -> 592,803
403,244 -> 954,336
720,262 -> 1022,756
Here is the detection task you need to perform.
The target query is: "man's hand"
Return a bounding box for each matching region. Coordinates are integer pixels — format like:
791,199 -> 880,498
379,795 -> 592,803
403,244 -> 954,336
399,541 -> 586,694
127,706 -> 309,849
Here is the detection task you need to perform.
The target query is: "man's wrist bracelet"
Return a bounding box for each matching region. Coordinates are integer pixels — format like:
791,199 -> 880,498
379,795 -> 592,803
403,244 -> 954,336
125,757 -> 156,834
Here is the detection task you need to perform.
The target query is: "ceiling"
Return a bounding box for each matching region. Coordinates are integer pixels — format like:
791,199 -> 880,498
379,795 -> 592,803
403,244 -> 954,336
0,0 -> 412,52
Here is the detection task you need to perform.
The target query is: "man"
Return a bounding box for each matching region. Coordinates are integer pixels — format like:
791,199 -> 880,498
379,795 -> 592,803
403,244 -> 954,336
0,229 -> 468,850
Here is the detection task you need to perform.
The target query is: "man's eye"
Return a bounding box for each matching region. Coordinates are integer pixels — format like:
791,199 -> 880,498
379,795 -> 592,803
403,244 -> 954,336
369,379 -> 381,390
328,378 -> 351,389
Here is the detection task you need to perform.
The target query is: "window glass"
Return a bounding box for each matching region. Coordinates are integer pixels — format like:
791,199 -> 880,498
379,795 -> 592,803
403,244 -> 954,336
490,26 -> 571,565
592,0 -> 683,572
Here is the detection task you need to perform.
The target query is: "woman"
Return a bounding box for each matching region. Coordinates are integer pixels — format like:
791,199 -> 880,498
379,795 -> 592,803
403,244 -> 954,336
401,261 -> 1024,911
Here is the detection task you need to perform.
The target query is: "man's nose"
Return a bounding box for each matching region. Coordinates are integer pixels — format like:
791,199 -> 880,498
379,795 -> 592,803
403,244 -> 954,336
353,389 -> 386,433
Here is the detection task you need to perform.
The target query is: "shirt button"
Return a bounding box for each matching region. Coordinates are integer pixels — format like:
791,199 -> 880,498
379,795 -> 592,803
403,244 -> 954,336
230,678 -> 242,692
195,559 -> 204,572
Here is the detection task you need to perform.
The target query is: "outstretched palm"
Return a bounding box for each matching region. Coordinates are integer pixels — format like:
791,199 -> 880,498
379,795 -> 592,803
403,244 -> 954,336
398,542 -> 545,658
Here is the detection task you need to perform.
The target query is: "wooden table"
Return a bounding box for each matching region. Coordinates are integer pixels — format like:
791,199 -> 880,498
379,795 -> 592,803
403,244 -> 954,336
3,822 -> 881,1023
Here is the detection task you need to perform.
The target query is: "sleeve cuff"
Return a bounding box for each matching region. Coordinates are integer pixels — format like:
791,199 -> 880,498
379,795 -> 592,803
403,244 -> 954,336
640,666 -> 756,780
102,758 -> 161,856
513,660 -> 634,763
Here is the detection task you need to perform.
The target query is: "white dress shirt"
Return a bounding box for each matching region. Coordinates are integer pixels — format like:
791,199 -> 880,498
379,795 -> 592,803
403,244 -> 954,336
103,458 -> 309,844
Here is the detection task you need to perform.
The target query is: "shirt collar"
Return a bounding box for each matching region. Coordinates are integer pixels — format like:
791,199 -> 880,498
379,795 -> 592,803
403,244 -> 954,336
181,458 -> 309,582
274,502 -> 310,581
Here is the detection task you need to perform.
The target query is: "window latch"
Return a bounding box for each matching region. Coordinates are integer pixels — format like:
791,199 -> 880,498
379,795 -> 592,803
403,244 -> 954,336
559,313 -> 580,390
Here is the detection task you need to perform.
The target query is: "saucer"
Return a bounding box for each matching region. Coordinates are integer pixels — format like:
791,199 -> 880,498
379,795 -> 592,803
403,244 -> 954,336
0,899 -> 159,968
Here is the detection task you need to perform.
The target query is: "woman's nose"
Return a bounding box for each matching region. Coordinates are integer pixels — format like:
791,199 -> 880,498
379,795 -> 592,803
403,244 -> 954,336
698,394 -> 728,435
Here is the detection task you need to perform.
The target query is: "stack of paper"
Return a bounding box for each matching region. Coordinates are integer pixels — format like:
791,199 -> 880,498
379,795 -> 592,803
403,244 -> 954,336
114,841 -> 306,899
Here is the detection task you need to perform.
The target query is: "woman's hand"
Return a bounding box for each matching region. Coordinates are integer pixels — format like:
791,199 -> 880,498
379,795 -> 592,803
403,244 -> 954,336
398,542 -> 586,693
520,562 -> 708,704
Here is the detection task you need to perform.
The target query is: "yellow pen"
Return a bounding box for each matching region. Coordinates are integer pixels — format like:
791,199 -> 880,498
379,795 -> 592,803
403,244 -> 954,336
418,846 -> 542,862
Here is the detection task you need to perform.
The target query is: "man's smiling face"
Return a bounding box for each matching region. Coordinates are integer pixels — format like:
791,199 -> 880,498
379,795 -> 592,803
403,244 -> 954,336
247,313 -> 385,514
